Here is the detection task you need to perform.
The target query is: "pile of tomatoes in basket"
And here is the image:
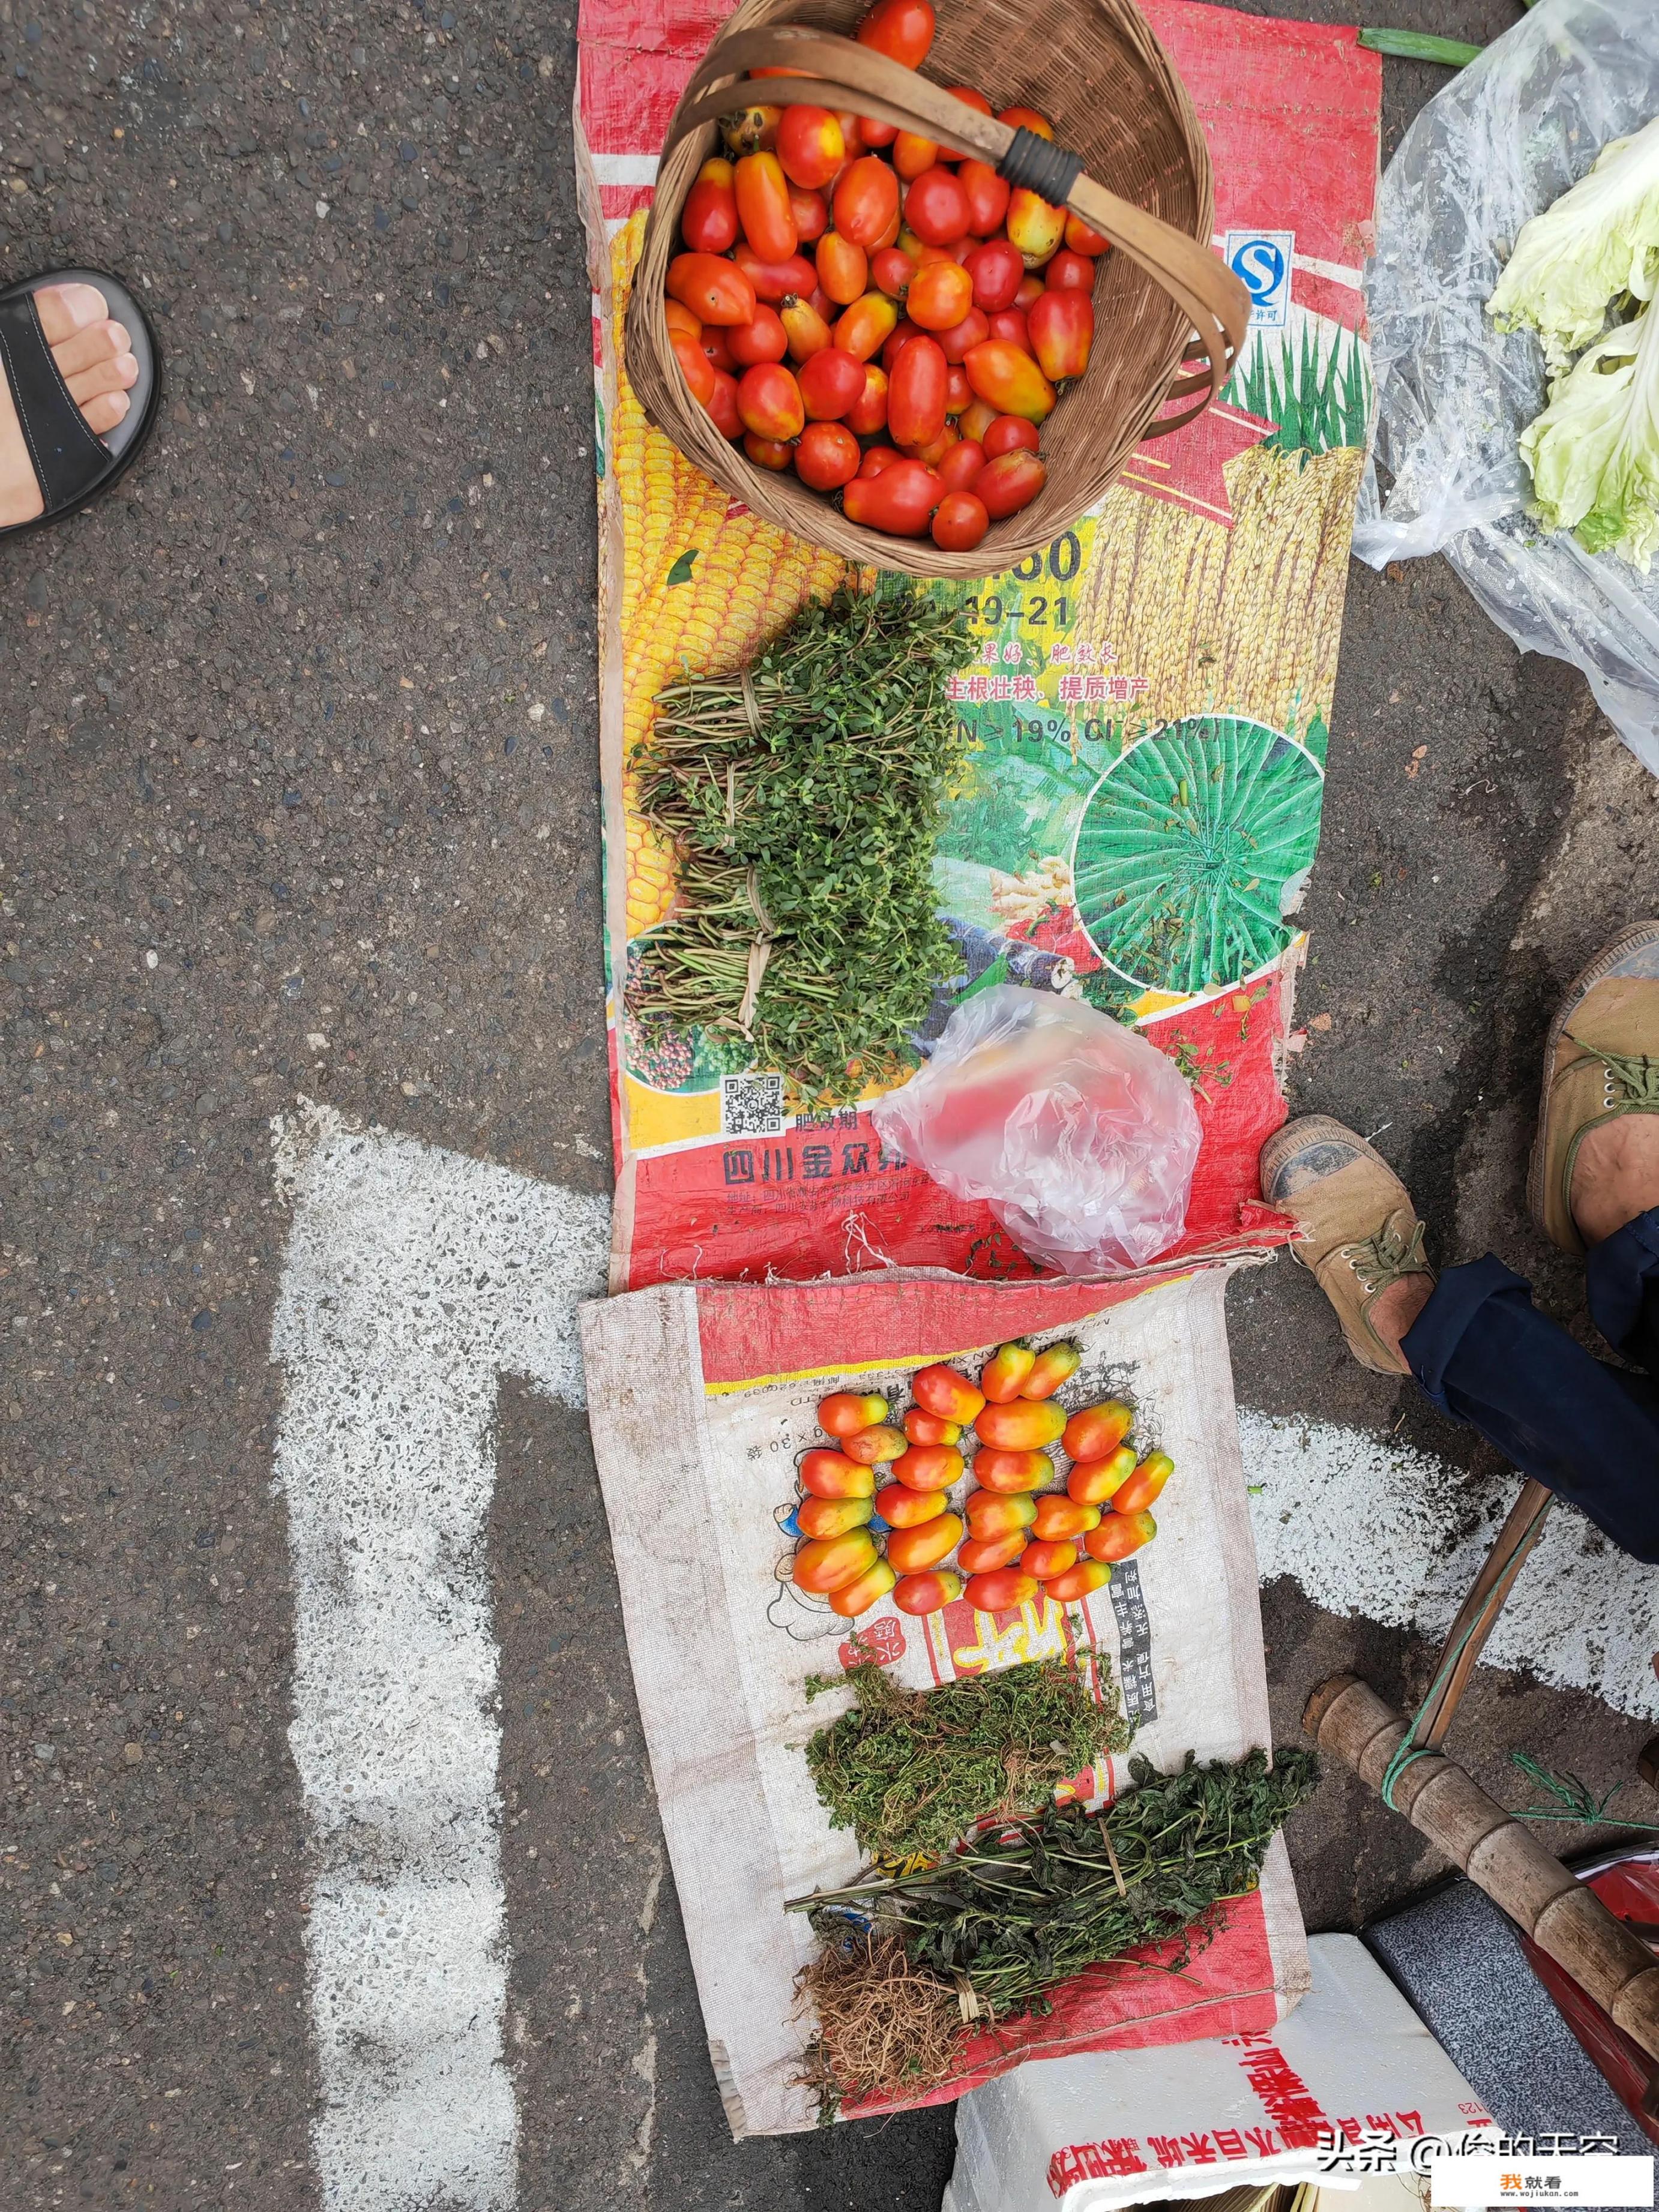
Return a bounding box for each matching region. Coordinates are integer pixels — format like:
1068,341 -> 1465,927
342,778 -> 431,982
660,0 -> 1104,550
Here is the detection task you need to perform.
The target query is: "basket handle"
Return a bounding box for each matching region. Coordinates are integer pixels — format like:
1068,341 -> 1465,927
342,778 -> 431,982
666,23 -> 1251,422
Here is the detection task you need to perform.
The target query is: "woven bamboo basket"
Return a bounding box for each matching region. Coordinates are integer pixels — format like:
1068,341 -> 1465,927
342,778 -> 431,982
622,0 -> 1251,580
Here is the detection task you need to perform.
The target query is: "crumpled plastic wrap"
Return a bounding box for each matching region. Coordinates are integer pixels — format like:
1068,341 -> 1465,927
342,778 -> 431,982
871,985 -> 1200,1275
1353,0 -> 1659,770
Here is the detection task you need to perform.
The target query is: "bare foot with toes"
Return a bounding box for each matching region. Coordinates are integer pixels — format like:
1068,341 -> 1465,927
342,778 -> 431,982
0,283 -> 139,528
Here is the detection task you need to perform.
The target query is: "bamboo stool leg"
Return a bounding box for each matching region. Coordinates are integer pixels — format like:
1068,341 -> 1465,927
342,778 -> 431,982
1306,1673 -> 1659,2063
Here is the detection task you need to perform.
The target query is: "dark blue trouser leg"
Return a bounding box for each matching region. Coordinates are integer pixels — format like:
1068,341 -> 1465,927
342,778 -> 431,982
1401,1209 -> 1659,1563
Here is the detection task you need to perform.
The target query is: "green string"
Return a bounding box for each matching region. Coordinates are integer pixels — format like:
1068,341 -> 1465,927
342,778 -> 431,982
1379,1494 -> 1555,1811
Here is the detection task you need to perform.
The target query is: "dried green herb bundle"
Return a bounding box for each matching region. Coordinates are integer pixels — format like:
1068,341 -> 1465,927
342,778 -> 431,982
804,1646 -> 1131,1865
632,582 -> 970,1103
792,1749 -> 1320,2030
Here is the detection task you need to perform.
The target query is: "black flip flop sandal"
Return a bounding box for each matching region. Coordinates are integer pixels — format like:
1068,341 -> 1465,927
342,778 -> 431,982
0,267 -> 161,543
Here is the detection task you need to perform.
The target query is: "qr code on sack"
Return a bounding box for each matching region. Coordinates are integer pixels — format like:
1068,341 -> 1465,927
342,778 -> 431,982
721,1072 -> 784,1136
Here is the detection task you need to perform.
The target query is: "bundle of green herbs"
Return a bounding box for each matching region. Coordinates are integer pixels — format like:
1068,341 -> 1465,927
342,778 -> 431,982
631,582 -> 970,1104
804,1645 -> 1131,1866
791,1748 -> 1319,2107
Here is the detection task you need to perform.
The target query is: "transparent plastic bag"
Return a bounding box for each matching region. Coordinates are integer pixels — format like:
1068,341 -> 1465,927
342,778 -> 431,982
871,985 -> 1200,1275
1353,0 -> 1659,770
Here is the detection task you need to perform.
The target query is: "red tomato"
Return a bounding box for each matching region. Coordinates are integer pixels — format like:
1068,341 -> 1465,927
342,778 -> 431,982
903,1407 -> 962,1446
845,362 -> 890,435
944,364 -> 972,415
881,317 -> 924,370
857,443 -> 903,476
935,305 -> 990,363
871,245 -> 917,298
959,396 -> 998,443
672,329 -> 715,406
827,1557 -> 898,1618
904,166 -> 971,247
800,1447 -> 876,1498
997,103 -> 1053,138
962,1567 -> 1040,1614
776,104 -> 845,191
1064,1401 -> 1134,1461
963,238 -> 1023,313
931,490 -> 989,550
957,160 -> 1010,238
702,321 -> 736,371
946,85 -> 992,116
789,184 -> 828,244
795,420 -> 861,490
732,242 -> 818,304
974,449 -> 1047,516
876,1480 -> 950,1527
1045,248 -> 1097,292
796,1492 -> 875,1540
855,0 -> 935,69
887,1512 -> 964,1574
736,361 -> 805,440
780,294 -> 833,361
793,1529 -> 878,1593
727,304 -> 788,367
834,291 -> 900,362
1064,209 -> 1111,256
797,346 -> 866,419
681,156 -> 738,254
912,1363 -> 987,1420
983,412 -> 1040,458
936,437 -> 984,491
888,332 -> 947,448
957,1531 -> 1027,1575
1085,1509 -> 1157,1563
1014,271 -> 1046,309
816,230 -> 869,306
704,366 -> 742,438
667,251 -> 756,327
841,455 -> 937,536
742,431 -> 794,470
860,117 -> 899,150
907,260 -> 972,331
903,424 -> 958,467
986,306 -> 1031,354
833,155 -> 900,250
894,130 -> 939,180
1028,289 -> 1093,380
1047,1558 -> 1113,1603
735,151 -> 798,263
664,297 -> 701,345
892,1569 -> 964,1617
1022,1538 -> 1078,1582
1007,187 -> 1065,266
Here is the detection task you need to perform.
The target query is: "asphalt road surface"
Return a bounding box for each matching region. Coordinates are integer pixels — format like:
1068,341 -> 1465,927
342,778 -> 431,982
2,2 -> 1647,2209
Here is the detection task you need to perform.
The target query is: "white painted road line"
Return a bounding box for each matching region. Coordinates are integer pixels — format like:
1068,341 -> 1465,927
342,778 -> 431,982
271,1103 -> 610,2212
1245,1409 -> 1659,1724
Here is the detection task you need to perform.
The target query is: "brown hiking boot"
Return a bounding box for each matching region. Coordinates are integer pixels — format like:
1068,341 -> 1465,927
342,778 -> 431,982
1528,922 -> 1659,1255
1259,1116 -> 1435,1375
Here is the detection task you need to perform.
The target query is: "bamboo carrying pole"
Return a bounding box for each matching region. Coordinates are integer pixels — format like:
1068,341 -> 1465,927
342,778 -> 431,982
1306,1674 -> 1659,2063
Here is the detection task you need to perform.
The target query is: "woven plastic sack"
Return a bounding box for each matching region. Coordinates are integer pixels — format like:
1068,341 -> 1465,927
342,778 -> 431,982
1352,0 -> 1659,771
871,985 -> 1200,1273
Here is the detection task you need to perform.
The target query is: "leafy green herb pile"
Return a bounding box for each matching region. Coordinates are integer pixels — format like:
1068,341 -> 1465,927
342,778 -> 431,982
805,1645 -> 1130,1865
792,1749 -> 1320,2048
632,583 -> 970,1104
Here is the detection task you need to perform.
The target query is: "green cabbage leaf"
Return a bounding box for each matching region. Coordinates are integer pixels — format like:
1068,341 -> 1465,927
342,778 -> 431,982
1489,116 -> 1659,371
1519,305 -> 1659,570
